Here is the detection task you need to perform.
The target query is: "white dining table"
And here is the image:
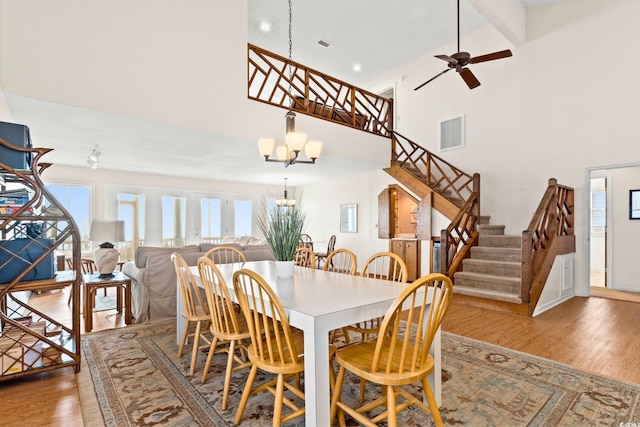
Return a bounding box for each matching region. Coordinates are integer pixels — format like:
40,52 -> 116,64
177,260 -> 441,427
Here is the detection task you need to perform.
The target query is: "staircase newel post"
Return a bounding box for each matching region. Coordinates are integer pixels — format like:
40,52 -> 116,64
472,173 -> 480,228
440,229 -> 449,276
521,230 -> 532,303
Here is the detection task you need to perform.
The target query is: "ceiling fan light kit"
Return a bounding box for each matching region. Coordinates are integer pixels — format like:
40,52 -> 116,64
414,0 -> 512,91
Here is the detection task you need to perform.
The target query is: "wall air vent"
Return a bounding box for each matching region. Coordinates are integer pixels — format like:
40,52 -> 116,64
317,39 -> 331,48
439,115 -> 465,152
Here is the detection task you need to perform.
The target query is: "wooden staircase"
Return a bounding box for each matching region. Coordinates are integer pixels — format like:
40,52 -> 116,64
453,216 -> 529,314
386,132 -> 575,316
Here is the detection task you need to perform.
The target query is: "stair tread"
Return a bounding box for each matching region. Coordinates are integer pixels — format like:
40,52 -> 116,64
454,286 -> 522,304
463,259 -> 520,266
455,271 -> 520,283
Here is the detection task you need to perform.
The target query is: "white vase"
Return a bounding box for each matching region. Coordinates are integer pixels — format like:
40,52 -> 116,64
275,260 -> 295,278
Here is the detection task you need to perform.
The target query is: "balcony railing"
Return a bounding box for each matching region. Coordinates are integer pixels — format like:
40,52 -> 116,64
248,44 -> 393,137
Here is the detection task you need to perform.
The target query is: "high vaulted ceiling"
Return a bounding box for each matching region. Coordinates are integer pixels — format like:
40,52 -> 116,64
2,0 -> 560,186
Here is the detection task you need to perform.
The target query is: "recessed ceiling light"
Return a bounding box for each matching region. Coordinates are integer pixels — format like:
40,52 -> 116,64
353,63 -> 362,72
260,21 -> 271,32
317,39 -> 331,48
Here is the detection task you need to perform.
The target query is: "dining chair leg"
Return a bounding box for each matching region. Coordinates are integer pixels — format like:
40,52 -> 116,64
235,364 -> 259,425
221,339 -> 237,410
200,336 -> 219,383
178,320 -> 190,358
422,376 -> 444,427
387,384 -> 397,427
330,365 -> 346,426
189,321 -> 202,376
359,378 -> 367,403
273,373 -> 285,427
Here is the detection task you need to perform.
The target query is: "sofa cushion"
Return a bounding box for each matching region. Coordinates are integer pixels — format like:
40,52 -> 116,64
134,245 -> 200,268
199,242 -> 242,253
221,236 -> 265,246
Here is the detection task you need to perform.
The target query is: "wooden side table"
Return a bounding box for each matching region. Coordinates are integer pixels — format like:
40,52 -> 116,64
83,271 -> 132,333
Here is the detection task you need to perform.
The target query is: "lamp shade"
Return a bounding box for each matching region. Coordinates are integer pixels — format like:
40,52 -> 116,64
304,140 -> 322,159
258,138 -> 275,156
89,220 -> 125,244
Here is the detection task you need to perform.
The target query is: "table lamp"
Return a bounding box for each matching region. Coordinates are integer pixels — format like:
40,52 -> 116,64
89,219 -> 125,277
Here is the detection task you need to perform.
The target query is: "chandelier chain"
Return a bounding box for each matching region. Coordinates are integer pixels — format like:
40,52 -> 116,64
288,0 -> 293,108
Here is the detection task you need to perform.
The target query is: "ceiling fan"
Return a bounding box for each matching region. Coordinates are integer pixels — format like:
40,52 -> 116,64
414,0 -> 512,91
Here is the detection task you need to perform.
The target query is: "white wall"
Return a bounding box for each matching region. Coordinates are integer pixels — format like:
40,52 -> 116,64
610,166 -> 640,290
357,0 -> 640,296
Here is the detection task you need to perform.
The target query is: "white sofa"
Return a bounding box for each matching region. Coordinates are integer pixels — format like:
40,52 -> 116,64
122,238 -> 274,323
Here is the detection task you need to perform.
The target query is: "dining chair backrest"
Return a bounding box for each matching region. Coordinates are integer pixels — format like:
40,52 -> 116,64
173,252 -> 208,318
294,246 -> 315,268
360,251 -> 408,283
325,234 -> 336,255
233,269 -> 301,366
323,248 -> 357,275
197,256 -> 244,339
203,245 -> 247,265
299,233 -> 313,250
372,273 -> 453,375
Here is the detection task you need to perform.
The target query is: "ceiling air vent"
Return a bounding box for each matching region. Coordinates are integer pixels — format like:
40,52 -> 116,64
439,115 -> 465,152
317,39 -> 331,48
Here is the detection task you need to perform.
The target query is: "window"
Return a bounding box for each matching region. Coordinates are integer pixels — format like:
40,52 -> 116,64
234,199 -> 253,236
200,198 -> 221,243
591,191 -> 606,227
162,196 -> 186,247
46,184 -> 91,252
118,194 -> 145,260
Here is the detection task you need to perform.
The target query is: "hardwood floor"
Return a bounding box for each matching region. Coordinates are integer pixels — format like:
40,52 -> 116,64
1,288 -> 639,426
0,288 -> 126,427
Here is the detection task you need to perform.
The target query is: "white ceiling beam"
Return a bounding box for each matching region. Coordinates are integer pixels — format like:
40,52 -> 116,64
467,0 -> 526,46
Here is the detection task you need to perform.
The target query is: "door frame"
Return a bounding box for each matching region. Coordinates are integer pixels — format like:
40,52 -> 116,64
582,162 -> 640,296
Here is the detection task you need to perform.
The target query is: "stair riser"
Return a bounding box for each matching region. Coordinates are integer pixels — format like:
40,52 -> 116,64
454,275 -> 521,294
470,247 -> 521,262
478,225 -> 505,236
478,235 -> 521,248
462,261 -> 521,277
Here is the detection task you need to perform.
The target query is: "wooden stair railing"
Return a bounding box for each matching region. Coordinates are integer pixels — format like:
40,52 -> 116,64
248,44 -> 393,137
440,192 -> 481,278
391,132 -> 478,209
522,178 -> 575,315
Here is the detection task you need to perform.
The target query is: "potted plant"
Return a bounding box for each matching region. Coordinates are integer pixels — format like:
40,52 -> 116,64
255,196 -> 306,278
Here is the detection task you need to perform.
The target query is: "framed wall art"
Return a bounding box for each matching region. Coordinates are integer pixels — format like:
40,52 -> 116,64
340,203 -> 358,233
630,189 -> 640,219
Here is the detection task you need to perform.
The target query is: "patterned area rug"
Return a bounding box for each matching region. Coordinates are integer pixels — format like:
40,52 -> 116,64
78,319 -> 640,426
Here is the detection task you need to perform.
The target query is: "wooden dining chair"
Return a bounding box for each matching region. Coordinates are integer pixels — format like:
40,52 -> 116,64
197,257 -> 252,410
203,245 -> 247,265
323,248 -> 358,344
315,234 -> 336,268
330,273 -> 454,427
172,252 -> 212,376
348,251 -> 409,340
299,233 -> 314,251
322,248 -> 357,275
346,251 -> 409,398
232,268 -> 307,426
360,251 -> 408,282
294,246 -> 315,268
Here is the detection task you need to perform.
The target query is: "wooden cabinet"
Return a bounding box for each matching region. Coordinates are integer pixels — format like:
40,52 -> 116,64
390,239 -> 421,282
379,184 -> 431,281
378,185 -> 431,240
0,140 -> 82,380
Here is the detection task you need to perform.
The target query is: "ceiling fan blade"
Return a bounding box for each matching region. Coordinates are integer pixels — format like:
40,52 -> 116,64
414,68 -> 452,91
459,68 -> 481,89
469,49 -> 513,64
435,54 -> 458,65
